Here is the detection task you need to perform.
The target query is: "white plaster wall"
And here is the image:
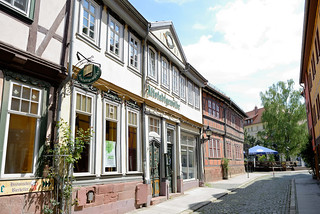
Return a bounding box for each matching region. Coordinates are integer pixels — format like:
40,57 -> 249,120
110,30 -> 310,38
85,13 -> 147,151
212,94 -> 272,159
38,0 -> 65,36
60,85 -> 72,124
0,13 -> 29,51
42,38 -> 62,64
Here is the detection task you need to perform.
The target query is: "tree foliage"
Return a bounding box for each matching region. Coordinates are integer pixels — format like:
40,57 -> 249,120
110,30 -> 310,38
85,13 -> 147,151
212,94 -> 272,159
259,79 -> 308,159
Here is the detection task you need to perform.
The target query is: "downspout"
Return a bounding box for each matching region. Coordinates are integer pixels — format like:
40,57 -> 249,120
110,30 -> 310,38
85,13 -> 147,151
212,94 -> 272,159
56,0 -> 76,128
142,22 -> 150,183
55,0 -> 76,213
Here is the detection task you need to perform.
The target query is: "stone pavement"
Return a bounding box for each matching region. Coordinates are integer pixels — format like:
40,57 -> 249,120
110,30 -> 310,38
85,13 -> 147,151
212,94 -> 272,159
127,172 -> 267,214
127,170 -> 320,214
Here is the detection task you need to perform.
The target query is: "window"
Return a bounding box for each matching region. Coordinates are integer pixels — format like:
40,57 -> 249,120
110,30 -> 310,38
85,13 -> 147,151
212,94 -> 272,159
2,82 -> 42,176
149,117 -> 160,134
180,75 -> 186,100
231,115 -> 236,127
74,92 -> 93,173
216,104 -> 220,118
235,144 -> 242,159
172,66 -> 179,95
148,48 -> 157,80
208,100 -> 212,116
187,80 -> 193,105
226,142 -> 232,159
208,139 -> 220,158
108,15 -> 123,58
194,86 -> 200,108
212,101 -> 216,117
161,57 -> 169,88
104,102 -> 119,173
312,52 -> 316,80
181,134 -> 196,180
81,0 -> 99,41
129,33 -> 140,70
1,0 -> 32,16
128,110 -> 139,172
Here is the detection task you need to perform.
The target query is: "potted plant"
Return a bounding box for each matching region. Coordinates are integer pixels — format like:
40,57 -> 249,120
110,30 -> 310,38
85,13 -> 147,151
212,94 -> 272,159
222,157 -> 229,179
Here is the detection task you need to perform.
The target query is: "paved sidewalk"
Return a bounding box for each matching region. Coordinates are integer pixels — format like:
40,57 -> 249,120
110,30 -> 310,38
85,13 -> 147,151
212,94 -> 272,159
294,172 -> 320,214
127,172 -> 267,214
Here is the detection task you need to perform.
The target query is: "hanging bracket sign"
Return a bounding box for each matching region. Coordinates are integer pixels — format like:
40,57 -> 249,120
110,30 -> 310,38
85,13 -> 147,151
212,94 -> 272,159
77,64 -> 101,84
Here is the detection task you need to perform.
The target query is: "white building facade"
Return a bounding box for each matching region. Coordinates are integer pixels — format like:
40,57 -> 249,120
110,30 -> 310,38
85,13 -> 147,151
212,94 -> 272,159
59,0 -> 207,213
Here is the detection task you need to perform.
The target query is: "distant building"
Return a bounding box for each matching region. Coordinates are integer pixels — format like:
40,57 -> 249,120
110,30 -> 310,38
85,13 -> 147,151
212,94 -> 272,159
202,84 -> 247,182
244,106 -> 265,139
299,0 -> 320,179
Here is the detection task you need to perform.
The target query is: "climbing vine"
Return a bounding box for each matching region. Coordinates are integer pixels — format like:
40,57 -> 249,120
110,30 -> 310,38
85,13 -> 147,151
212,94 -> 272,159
43,120 -> 92,214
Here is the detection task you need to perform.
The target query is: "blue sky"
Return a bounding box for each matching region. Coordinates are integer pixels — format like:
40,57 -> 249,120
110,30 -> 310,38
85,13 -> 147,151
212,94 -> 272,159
129,0 -> 305,112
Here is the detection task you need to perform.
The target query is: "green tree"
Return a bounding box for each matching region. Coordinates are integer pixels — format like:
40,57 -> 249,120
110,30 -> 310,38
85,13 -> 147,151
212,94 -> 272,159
259,79 -> 308,160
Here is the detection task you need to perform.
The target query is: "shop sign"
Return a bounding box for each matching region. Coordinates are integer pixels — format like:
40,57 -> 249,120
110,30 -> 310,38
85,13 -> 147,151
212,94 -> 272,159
0,178 -> 54,196
77,64 -> 101,84
147,85 -> 180,110
104,141 -> 116,167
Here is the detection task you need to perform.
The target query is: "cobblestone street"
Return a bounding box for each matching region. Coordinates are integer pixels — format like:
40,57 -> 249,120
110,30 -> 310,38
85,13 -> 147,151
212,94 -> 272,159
195,174 -> 293,214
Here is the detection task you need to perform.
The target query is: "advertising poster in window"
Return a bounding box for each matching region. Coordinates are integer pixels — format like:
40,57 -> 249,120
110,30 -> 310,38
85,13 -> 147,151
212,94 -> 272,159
104,141 -> 116,167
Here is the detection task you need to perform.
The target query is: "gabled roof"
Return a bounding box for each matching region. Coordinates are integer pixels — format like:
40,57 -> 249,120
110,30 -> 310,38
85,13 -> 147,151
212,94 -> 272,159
245,107 -> 265,125
149,21 -> 187,65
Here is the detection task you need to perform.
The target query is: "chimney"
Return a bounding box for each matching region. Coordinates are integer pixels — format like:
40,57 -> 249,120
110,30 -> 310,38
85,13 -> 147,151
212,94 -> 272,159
254,106 -> 258,115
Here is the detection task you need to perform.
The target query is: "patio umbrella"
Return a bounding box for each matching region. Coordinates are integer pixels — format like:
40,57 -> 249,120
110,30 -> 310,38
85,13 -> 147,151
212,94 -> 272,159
249,145 -> 278,155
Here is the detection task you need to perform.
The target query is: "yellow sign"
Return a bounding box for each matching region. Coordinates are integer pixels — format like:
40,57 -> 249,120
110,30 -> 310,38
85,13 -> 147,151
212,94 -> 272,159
0,178 -> 54,196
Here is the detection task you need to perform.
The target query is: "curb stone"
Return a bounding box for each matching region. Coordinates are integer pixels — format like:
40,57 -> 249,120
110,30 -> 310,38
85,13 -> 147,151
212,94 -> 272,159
290,179 -> 296,214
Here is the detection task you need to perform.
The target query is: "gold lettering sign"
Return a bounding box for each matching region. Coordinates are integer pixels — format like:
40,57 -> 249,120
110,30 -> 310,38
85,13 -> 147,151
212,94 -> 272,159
0,178 -> 54,196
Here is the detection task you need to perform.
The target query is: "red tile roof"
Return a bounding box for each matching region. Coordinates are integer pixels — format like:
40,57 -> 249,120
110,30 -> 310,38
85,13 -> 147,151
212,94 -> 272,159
245,107 -> 265,125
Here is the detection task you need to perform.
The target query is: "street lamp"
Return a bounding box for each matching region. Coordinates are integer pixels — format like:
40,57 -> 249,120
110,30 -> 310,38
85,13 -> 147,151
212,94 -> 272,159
200,126 -> 212,186
202,126 -> 212,143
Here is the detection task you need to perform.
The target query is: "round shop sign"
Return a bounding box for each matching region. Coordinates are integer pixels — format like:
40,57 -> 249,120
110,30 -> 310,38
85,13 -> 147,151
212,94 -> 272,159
77,64 -> 101,85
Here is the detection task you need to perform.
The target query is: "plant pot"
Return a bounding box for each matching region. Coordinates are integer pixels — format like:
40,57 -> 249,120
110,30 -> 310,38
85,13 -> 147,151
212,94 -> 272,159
223,167 -> 228,179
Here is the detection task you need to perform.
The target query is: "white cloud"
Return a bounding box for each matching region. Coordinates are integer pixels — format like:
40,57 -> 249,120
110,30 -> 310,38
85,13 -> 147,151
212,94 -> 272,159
192,23 -> 208,30
184,0 -> 304,111
155,0 -> 193,5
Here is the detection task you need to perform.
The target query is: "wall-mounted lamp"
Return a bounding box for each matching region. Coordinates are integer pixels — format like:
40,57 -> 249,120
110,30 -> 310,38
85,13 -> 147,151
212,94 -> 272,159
202,126 -> 212,143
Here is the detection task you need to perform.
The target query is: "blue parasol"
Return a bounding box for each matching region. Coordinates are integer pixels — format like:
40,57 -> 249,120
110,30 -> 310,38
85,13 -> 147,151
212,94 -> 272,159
249,145 -> 278,155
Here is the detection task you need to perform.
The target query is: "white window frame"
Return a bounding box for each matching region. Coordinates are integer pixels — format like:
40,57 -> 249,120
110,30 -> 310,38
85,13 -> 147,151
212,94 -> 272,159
72,89 -> 95,176
127,108 -> 141,173
187,80 -> 194,106
128,33 -> 141,71
102,100 -> 121,175
194,86 -> 200,109
172,66 -> 179,96
1,0 -> 31,16
181,133 -> 197,181
79,0 -> 100,44
107,15 -> 123,59
148,47 -> 158,81
149,117 -> 160,135
161,57 -> 170,88
1,81 -> 42,178
180,75 -> 186,101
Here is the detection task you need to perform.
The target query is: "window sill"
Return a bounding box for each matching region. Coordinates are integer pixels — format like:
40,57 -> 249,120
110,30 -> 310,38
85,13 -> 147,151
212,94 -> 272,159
147,77 -> 159,85
105,51 -> 124,67
126,171 -> 143,176
208,157 -> 222,160
0,2 -> 33,24
76,33 -> 101,52
127,65 -> 142,77
160,84 -> 170,93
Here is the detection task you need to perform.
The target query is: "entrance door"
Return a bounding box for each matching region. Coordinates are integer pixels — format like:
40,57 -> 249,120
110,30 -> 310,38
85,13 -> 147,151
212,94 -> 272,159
167,143 -> 173,193
150,140 -> 160,197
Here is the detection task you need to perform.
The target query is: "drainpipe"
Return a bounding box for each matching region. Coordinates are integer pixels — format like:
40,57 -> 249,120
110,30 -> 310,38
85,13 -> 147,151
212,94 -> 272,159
54,0 -> 76,213
142,22 -> 150,184
56,0 -> 76,129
